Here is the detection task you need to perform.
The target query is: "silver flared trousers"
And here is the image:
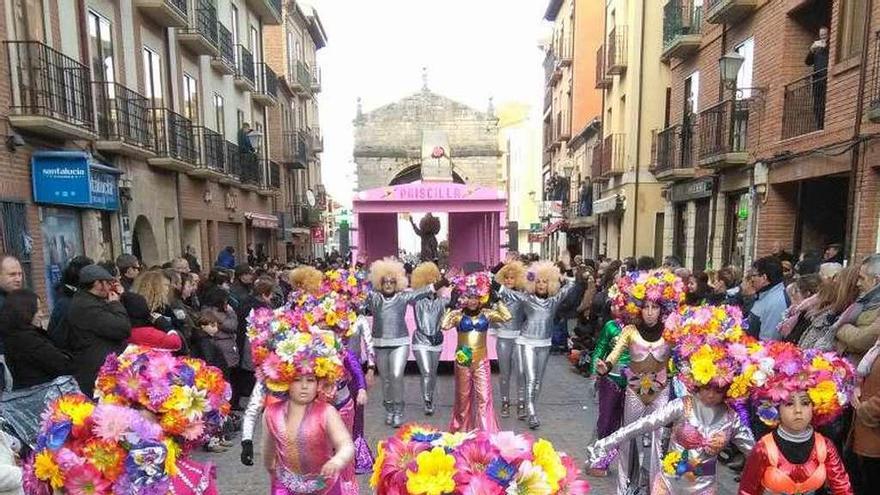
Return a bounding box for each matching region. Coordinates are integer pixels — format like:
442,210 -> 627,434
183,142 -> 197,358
519,344 -> 550,416
413,348 -> 440,403
615,385 -> 670,495
496,337 -> 524,403
375,345 -> 410,413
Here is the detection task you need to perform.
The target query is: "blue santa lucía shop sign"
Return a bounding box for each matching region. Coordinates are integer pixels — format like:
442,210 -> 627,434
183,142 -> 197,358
31,151 -> 121,305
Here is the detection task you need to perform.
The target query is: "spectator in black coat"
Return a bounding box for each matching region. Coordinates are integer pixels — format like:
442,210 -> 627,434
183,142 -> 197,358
0,289 -> 73,390
47,255 -> 93,348
65,265 -> 131,396
115,254 -> 141,292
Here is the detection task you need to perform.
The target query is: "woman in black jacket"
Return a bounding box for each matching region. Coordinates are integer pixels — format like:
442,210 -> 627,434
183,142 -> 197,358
0,289 -> 74,390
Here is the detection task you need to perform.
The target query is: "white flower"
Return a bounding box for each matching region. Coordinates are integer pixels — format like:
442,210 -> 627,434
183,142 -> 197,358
752,370 -> 768,387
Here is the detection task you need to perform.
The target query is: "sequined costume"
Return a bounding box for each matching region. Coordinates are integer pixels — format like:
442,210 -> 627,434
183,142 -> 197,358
588,396 -> 754,494
738,430 -> 852,495
495,289 -> 526,413
349,314 -> 374,473
366,286 -> 434,423
265,400 -> 357,495
443,303 -> 511,432
499,279 -> 581,423
170,458 -> 219,495
411,295 -> 450,410
590,320 -> 629,442
602,323 -> 672,494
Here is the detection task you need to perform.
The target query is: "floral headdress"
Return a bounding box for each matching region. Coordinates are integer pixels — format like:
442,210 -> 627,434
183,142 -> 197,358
248,306 -> 345,393
26,394 -> 175,495
307,290 -> 358,339
609,269 -> 685,324
94,346 -> 231,450
371,423 -> 589,495
453,271 -> 492,306
322,268 -> 371,310
747,341 -> 855,427
664,305 -> 756,398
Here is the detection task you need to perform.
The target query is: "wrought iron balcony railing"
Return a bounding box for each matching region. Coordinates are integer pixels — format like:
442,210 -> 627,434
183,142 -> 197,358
254,62 -> 278,101
211,23 -> 235,73
225,141 -> 242,178
194,126 -> 226,174
601,133 -> 626,176
698,99 -> 750,164
268,160 -> 281,189
662,0 -> 702,59
94,81 -> 154,151
596,44 -> 611,88
310,126 -> 323,152
606,26 -> 628,75
296,60 -> 313,93
782,69 -> 826,139
239,152 -> 263,187
179,0 -> 219,53
651,125 -> 682,175
280,131 -> 309,168
5,40 -> 95,134
235,44 -> 255,87
151,108 -> 196,163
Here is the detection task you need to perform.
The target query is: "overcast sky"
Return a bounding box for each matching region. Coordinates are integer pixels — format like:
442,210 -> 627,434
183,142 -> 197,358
307,0 -> 551,207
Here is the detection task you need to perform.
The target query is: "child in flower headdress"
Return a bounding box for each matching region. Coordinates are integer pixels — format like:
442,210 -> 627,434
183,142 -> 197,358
592,269 -> 685,494
441,271 -> 511,432
738,342 -> 855,495
587,304 -> 756,494
409,262 -> 451,417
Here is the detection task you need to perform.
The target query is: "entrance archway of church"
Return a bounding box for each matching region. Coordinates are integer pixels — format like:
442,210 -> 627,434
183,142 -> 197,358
388,164 -> 465,186
132,215 -> 159,266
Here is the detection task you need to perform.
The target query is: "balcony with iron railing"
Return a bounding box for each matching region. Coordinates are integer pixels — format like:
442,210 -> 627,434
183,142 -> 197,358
234,44 -> 255,91
94,81 -> 155,158
698,99 -> 750,167
149,108 -> 196,171
279,131 -> 309,169
310,127 -> 323,153
543,51 -> 557,85
591,142 -> 607,180
555,36 -> 573,67
179,0 -> 219,56
134,0 -> 188,28
782,69 -> 826,139
311,66 -> 322,93
253,62 -> 279,107
258,160 -> 281,196
596,45 -> 611,89
289,195 -> 322,227
211,23 -> 236,75
543,120 -> 555,152
190,126 -> 227,179
244,0 -> 282,25
222,141 -> 242,184
295,61 -> 313,94
650,124 -> 695,180
4,41 -> 95,140
239,153 -> 264,191
601,133 -> 626,177
606,26 -> 628,75
554,112 -> 570,145
662,0 -> 702,61
704,0 -> 757,25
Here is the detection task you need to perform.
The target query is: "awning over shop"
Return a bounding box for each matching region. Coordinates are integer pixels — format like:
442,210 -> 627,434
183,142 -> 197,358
593,194 -> 624,215
245,212 -> 280,229
543,220 -> 565,235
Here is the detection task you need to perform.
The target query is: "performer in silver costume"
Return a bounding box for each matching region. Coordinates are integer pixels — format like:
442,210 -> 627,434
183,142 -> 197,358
493,259 -> 528,419
409,262 -> 450,415
367,257 -> 445,427
498,261 -> 584,429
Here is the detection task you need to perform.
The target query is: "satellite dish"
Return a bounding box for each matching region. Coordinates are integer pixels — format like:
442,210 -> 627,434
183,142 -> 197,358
306,189 -> 317,207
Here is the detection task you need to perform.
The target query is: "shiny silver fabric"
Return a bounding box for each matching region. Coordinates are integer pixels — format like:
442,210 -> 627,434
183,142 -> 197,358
349,315 -> 376,365
368,286 -> 434,347
241,382 -> 266,442
495,291 -> 526,339
586,396 -> 754,494
413,348 -> 441,402
496,337 -> 524,403
500,281 -> 578,346
520,344 -> 550,416
411,296 -> 449,350
375,344 -> 410,414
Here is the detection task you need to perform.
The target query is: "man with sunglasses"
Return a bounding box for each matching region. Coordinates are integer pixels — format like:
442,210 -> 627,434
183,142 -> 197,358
115,254 -> 141,292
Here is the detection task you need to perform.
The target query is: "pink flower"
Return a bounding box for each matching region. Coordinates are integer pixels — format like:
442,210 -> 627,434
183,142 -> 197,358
91,405 -> 133,441
559,454 -> 591,495
454,436 -> 499,484
459,472 -> 504,495
145,350 -> 179,382
490,431 -> 532,463
64,464 -> 110,495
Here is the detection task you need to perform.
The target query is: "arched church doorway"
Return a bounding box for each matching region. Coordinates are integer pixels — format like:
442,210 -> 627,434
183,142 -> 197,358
132,215 -> 159,265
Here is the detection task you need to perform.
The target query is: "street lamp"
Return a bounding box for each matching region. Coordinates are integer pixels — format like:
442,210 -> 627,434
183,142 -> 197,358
247,129 -> 264,154
719,51 -> 745,91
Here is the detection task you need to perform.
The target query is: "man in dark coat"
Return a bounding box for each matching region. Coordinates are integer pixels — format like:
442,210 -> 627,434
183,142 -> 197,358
65,265 -> 131,396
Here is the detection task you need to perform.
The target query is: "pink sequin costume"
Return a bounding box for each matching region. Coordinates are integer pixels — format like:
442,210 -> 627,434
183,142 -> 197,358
265,400 -> 357,495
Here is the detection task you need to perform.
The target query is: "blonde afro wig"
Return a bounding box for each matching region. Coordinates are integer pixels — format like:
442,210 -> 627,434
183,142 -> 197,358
495,261 -> 527,290
369,257 -> 409,291
526,260 -> 563,296
411,262 -> 441,289
288,266 -> 324,295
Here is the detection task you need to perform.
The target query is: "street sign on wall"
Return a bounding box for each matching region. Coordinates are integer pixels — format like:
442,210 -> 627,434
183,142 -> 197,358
310,226 -> 325,244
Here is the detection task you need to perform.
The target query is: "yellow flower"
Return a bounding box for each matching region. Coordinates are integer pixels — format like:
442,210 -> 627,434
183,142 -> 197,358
662,451 -> 682,475
370,441 -> 386,488
34,451 -> 64,489
435,431 -> 472,450
532,439 -> 565,491
690,355 -> 717,385
808,380 -> 838,412
728,367 -> 755,399
314,357 -> 336,379
58,398 -> 94,427
324,311 -> 339,327
812,356 -> 832,371
631,284 -> 646,300
164,439 -> 179,477
405,447 -> 456,495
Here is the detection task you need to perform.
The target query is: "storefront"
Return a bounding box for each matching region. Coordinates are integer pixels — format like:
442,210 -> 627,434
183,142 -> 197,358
31,151 -> 120,306
245,211 -> 279,262
668,177 -> 713,272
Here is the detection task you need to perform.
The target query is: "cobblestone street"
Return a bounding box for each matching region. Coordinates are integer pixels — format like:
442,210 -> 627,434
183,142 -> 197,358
195,354 -> 740,494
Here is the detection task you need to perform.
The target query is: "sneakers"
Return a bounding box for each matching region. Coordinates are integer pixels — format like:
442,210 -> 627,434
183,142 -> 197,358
391,402 -> 404,428
384,401 -> 393,425
528,415 -> 540,430
517,403 -> 527,420
424,400 -> 434,416
500,400 -> 510,418
204,437 -> 229,453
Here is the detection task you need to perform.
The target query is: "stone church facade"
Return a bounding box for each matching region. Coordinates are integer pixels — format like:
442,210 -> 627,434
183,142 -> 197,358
353,87 -> 503,190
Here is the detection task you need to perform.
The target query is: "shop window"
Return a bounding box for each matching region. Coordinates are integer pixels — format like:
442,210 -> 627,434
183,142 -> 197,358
0,202 -> 33,288
837,0 -> 867,62
40,207 -> 83,306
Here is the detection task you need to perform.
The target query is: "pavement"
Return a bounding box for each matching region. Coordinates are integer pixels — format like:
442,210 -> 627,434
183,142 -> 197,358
194,354 -> 741,494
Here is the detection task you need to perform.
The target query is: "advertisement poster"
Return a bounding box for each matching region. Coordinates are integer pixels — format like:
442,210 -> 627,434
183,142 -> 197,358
41,208 -> 83,308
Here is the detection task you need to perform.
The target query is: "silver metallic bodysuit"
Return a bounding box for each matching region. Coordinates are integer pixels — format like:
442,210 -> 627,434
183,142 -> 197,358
411,296 -> 449,404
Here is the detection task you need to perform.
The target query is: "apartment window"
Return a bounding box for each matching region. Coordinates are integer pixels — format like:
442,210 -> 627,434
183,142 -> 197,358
735,38 -> 754,99
11,0 -> 46,42
214,93 -> 225,136
250,26 -> 260,62
88,10 -> 114,83
183,74 -> 198,124
143,47 -> 163,107
837,0 -> 867,62
684,71 -> 699,116
286,30 -> 296,75
230,5 -> 239,45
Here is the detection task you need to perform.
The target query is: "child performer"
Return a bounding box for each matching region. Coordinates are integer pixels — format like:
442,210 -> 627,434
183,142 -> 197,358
410,262 -> 450,416
586,317 -> 628,477
367,257 -> 447,427
738,342 -> 855,495
587,304 -> 756,494
442,272 -> 511,432
493,260 -> 528,418
593,269 -> 685,494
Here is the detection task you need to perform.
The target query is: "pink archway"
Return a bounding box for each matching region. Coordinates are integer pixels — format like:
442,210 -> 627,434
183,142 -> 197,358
351,181 -> 507,268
